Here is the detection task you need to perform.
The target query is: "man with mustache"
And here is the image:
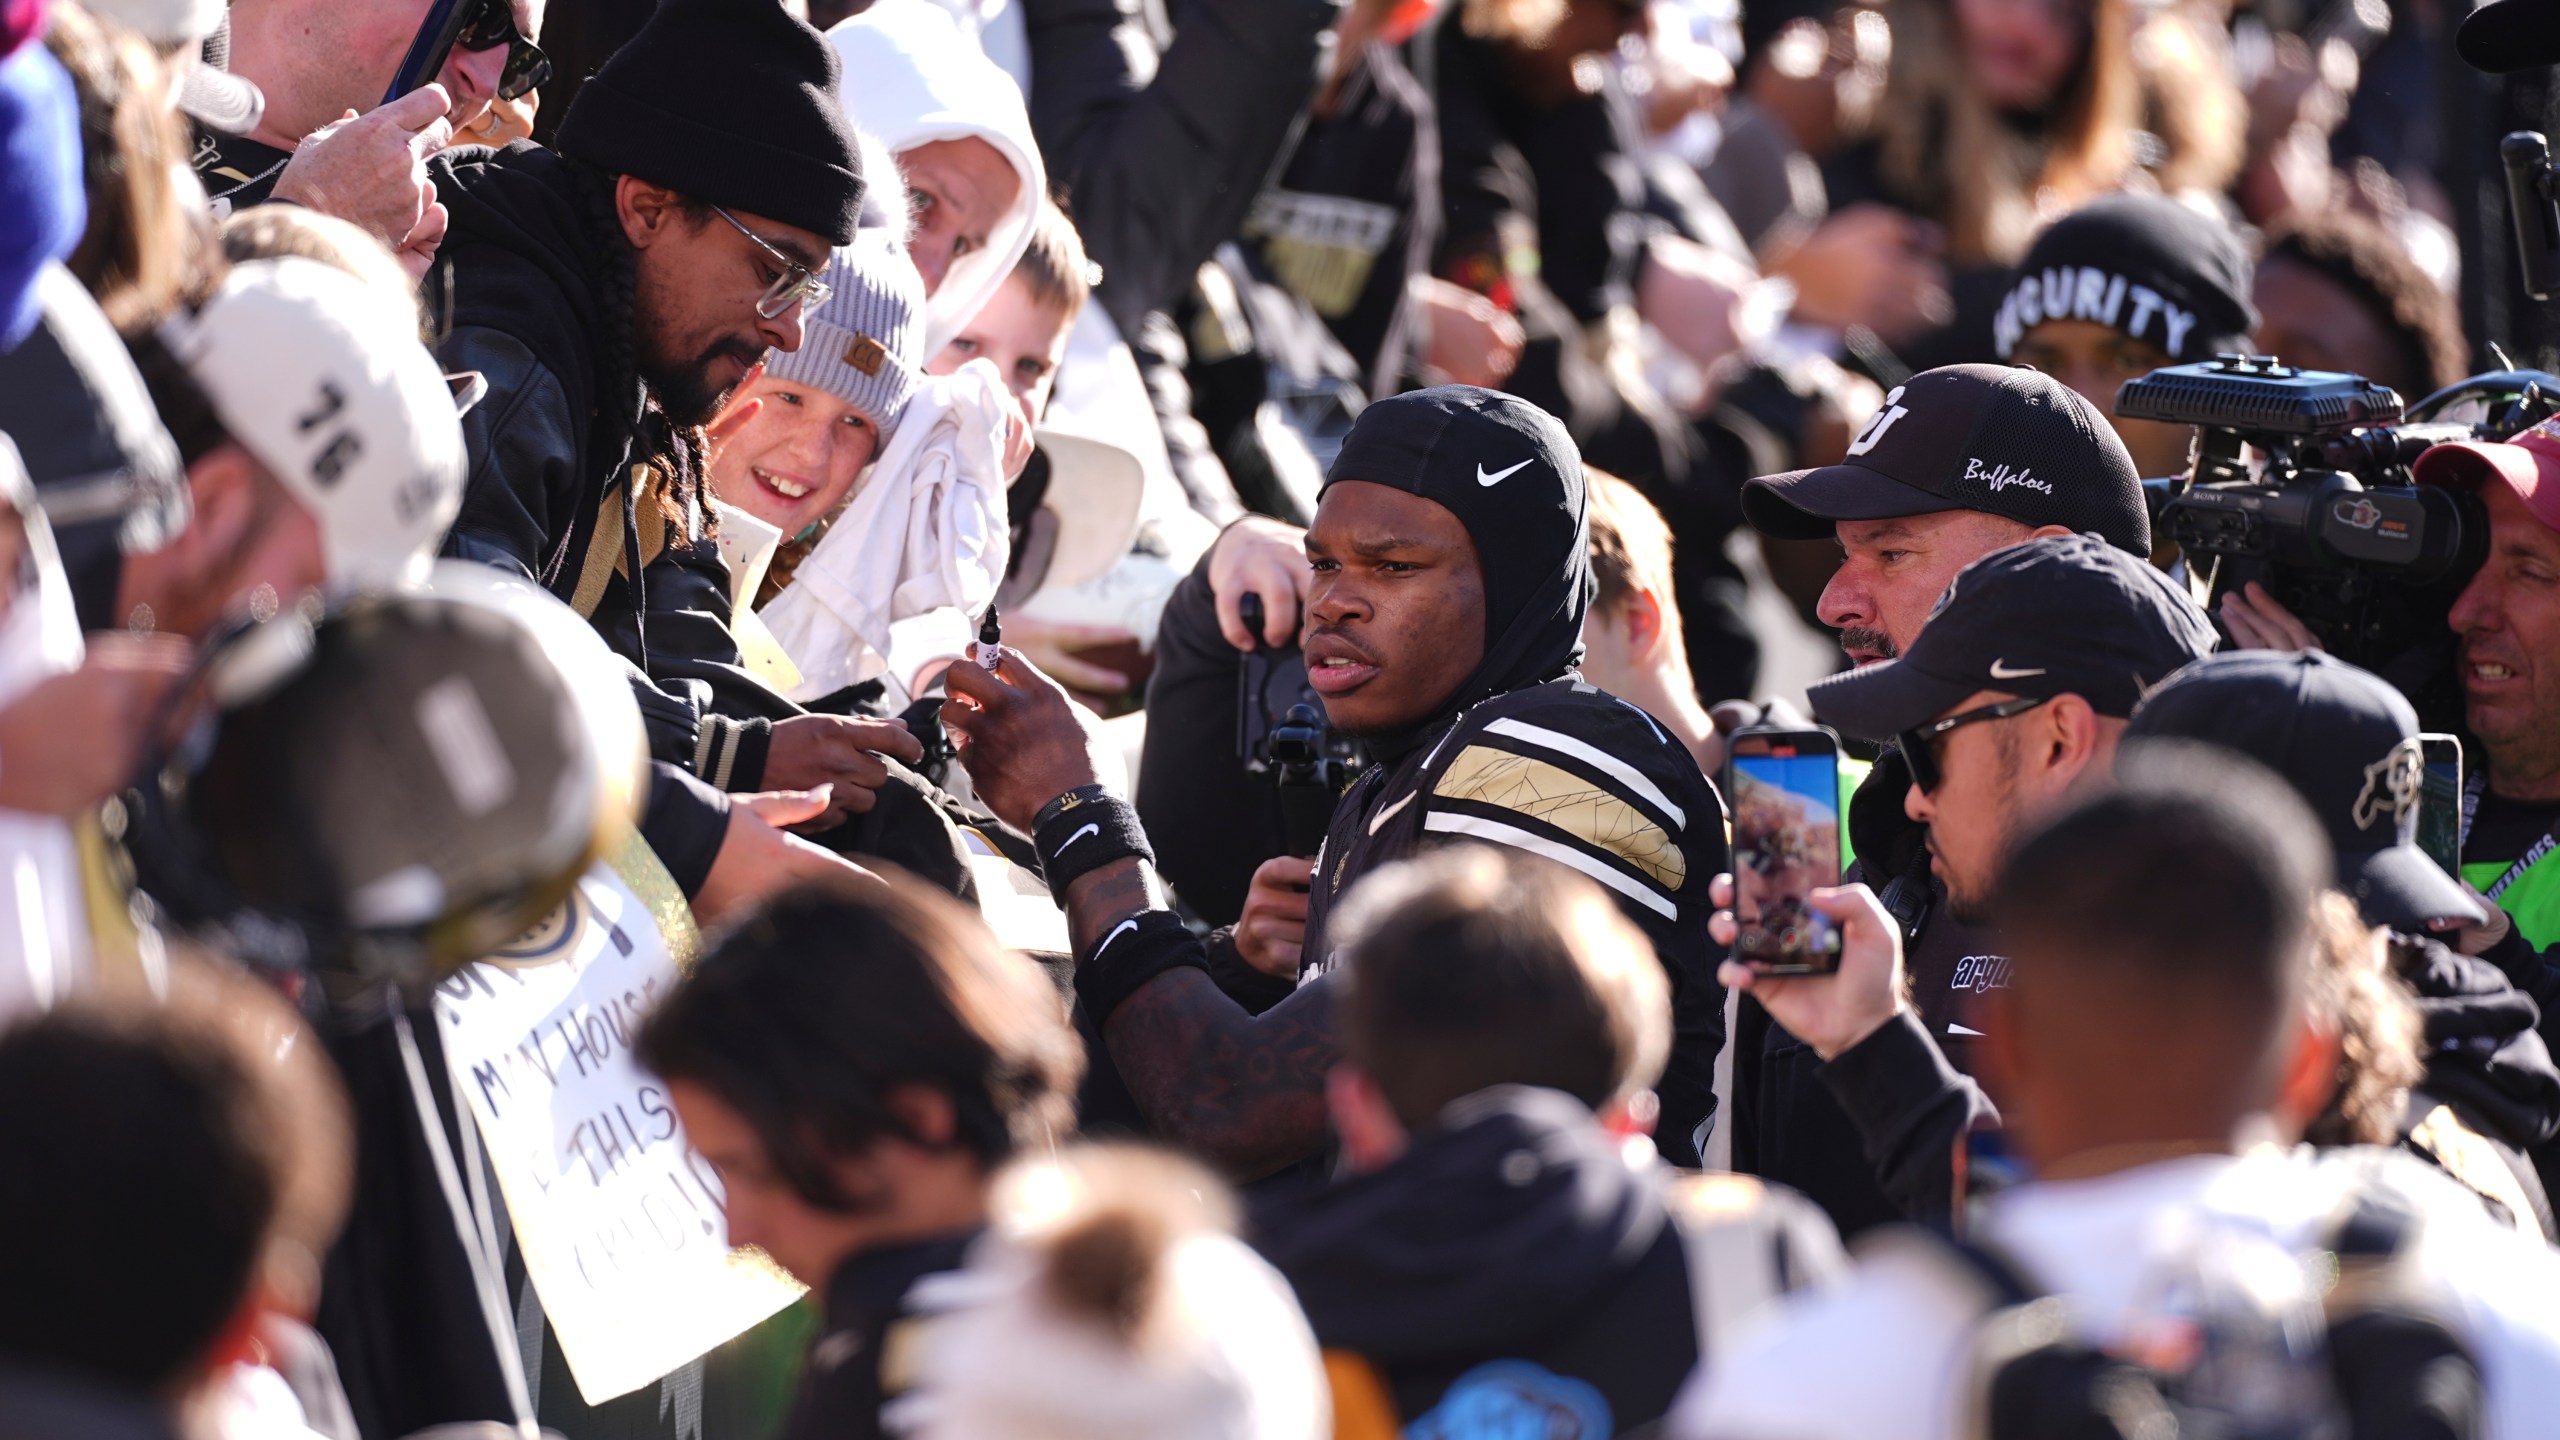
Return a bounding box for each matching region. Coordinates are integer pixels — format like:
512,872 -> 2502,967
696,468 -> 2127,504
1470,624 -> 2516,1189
946,386 -> 1734,1174
427,0 -> 925,825
1732,364 -> 2149,1232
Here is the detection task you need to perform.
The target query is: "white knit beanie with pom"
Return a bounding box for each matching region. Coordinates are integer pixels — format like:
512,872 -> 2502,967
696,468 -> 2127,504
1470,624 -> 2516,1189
893,1146 -> 1330,1440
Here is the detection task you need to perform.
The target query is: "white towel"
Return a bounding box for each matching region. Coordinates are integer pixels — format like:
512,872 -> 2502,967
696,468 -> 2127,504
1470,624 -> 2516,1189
758,359 -> 1013,703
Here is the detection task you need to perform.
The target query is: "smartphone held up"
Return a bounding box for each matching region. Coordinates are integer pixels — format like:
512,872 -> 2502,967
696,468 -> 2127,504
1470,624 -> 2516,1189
1726,726 -> 1846,974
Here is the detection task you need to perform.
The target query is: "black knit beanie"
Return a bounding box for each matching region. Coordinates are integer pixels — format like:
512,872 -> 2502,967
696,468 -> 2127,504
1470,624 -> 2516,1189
554,0 -> 864,246
1991,194 -> 2257,366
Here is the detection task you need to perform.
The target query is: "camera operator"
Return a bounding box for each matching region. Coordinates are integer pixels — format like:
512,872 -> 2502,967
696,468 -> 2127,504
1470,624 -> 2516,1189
2225,429 -> 2560,1028
2126,650 -> 2560,1237
1718,535 -> 2217,1231
1732,364 -> 2152,1231
948,386 -> 1734,1174
1678,752 -> 2560,1440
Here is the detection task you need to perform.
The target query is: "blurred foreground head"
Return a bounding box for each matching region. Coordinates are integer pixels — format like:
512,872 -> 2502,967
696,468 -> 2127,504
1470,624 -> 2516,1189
637,878 -> 1081,1287
0,960 -> 350,1401
1987,742 -> 2332,1170
1333,845 -> 1670,1145
125,564 -> 644,995
906,1143 -> 1328,1440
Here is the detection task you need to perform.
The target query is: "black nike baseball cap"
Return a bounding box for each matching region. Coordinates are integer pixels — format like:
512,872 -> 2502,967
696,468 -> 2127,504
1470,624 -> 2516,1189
1741,364 -> 2151,555
1807,533 -> 2216,741
2458,0 -> 2560,74
2124,651 -> 2484,931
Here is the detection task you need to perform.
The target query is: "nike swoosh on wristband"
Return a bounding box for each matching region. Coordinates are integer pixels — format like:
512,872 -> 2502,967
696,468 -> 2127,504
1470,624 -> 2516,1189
1097,918 -> 1140,953
1476,457 -> 1535,487
1057,822 -> 1100,850
1987,659 -> 2047,680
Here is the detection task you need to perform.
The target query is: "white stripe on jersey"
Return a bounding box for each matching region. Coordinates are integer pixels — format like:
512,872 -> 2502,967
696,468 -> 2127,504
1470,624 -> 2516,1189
1424,811 -> 1678,918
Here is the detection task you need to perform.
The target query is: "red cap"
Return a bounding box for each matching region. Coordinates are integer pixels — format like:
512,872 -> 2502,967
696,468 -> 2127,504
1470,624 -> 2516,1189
2414,418 -> 2560,533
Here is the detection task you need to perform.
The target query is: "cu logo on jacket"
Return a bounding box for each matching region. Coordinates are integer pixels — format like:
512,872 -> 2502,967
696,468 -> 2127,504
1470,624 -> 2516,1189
1845,386 -> 1910,458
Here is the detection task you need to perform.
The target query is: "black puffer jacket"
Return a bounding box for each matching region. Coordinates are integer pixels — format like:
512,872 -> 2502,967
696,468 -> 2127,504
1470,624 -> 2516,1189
425,141 -> 788,792
1257,1086 -> 1841,1436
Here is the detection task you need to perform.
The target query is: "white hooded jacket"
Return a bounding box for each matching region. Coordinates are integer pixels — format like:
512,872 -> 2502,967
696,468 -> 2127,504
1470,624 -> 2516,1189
827,0 -> 1046,355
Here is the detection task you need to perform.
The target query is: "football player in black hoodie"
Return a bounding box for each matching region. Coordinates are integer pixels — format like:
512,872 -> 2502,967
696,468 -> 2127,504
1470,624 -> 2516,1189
947,385 -> 1732,1173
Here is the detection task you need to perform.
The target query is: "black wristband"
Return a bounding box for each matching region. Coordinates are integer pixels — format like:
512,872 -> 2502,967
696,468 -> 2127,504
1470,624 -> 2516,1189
1033,782 -> 1113,832
1073,909 -> 1208,1023
1032,787 -> 1154,898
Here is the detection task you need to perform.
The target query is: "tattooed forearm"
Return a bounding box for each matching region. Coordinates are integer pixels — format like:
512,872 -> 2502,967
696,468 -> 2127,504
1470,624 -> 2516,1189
1063,857 -> 1170,955
1103,970 -> 1338,1181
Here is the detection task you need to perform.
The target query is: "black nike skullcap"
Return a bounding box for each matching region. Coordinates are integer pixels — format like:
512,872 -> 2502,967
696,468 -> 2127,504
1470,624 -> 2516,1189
1323,385 -> 1590,711
555,0 -> 864,245
2124,651 -> 2484,932
1742,364 -> 2150,554
1808,533 -> 2216,740
2459,0 -> 2560,74
1993,194 -> 2256,364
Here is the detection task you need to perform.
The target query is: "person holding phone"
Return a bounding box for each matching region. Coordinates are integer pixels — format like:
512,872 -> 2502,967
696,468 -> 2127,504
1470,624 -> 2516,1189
1731,365 -> 2153,1233
943,385 -> 1735,1173
1713,535 -> 2217,1230
205,0 -> 549,268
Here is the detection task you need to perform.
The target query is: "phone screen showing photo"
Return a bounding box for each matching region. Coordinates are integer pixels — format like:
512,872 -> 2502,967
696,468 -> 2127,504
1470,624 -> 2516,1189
1730,747 -> 1845,973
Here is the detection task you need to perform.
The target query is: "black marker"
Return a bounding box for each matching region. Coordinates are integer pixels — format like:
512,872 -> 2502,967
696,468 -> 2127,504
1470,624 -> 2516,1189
978,606 -> 1004,672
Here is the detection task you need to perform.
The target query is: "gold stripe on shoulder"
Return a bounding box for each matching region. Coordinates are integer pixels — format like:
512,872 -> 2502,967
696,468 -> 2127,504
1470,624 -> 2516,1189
1433,745 -> 1685,890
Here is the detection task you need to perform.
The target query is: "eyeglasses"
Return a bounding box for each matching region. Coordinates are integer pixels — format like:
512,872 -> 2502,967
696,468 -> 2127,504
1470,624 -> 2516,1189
456,0 -> 553,102
710,206 -> 833,319
1899,695 -> 2050,794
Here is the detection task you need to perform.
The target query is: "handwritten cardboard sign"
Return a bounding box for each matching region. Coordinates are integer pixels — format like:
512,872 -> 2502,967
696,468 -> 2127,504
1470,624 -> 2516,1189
434,834 -> 804,1403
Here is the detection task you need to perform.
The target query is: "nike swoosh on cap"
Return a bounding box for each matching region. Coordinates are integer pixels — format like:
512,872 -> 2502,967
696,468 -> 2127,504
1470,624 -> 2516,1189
1476,457 -> 1535,486
1987,659 -> 2047,680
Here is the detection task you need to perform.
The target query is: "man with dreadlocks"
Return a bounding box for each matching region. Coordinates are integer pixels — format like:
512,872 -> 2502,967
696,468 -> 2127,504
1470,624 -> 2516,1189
425,0 -> 932,840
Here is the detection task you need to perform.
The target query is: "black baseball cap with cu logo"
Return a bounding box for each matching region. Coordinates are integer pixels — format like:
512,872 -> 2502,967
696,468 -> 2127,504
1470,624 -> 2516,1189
1740,363 -> 2152,556
2124,650 -> 2484,931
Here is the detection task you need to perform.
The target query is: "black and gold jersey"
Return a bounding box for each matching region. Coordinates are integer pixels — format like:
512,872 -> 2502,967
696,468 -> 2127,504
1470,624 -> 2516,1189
1299,676 -> 1730,1163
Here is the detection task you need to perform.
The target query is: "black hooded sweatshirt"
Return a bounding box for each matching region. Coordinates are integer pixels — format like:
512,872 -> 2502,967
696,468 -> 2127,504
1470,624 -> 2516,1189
1295,388 -> 1730,1162
1256,1086 -> 1841,1436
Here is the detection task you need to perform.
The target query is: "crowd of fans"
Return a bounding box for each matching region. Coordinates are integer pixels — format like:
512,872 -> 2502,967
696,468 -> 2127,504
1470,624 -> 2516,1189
5,0 -> 2560,1435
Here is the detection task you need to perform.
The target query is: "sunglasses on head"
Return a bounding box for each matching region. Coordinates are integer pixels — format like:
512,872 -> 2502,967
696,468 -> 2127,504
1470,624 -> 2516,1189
1898,695 -> 2050,794
457,0 -> 552,102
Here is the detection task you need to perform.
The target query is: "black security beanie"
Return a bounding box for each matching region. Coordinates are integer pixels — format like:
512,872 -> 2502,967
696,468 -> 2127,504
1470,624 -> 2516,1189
554,0 -> 864,246
1321,385 -> 1591,751
1991,193 -> 2256,365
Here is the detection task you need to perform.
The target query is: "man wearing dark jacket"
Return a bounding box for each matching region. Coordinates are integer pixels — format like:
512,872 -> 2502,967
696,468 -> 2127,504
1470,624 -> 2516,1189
1730,363 -> 2152,1234
1258,847 -> 1840,1436
948,386 -> 1732,1173
1717,536 -> 2217,1231
2126,651 -> 2560,1236
426,0 -> 925,825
